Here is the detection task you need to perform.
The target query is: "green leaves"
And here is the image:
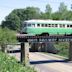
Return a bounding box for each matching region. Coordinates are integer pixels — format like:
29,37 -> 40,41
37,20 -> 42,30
0,52 -> 36,72
2,13 -> 20,31
0,28 -> 17,52
1,7 -> 41,31
54,42 -> 69,57
0,28 -> 16,45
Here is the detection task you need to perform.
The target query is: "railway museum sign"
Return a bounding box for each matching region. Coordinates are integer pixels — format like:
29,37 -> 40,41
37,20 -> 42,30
17,34 -> 72,42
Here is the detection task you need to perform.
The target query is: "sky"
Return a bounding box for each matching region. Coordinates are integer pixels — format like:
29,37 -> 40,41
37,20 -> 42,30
0,0 -> 72,24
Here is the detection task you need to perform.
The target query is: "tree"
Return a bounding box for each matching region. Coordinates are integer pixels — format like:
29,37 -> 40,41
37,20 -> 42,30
45,4 -> 52,19
12,9 -> 26,22
65,11 -> 72,20
1,7 -> 41,31
23,7 -> 41,20
12,7 -> 41,21
40,12 -> 48,19
58,2 -> 68,20
0,27 -> 17,52
52,12 -> 61,20
1,13 -> 20,31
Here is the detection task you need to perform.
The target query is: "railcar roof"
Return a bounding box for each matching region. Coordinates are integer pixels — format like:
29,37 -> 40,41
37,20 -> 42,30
24,19 -> 72,24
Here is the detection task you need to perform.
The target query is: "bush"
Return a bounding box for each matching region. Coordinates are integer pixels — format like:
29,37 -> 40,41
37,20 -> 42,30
54,42 -> 69,57
0,52 -> 36,72
0,27 -> 17,52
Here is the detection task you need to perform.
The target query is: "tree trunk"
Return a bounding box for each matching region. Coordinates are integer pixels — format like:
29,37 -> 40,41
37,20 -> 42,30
1,44 -> 6,53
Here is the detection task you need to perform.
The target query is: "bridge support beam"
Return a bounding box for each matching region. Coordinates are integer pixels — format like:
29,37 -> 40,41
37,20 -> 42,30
21,42 -> 29,66
69,41 -> 72,61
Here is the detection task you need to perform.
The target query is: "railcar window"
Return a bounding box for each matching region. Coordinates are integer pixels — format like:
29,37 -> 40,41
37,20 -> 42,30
32,24 -> 35,27
47,24 -> 49,27
63,24 -> 65,27
67,25 -> 69,27
28,24 -> 31,27
42,24 -> 44,27
52,24 -> 54,27
45,24 -> 47,27
49,24 -> 51,27
23,24 -> 26,27
60,24 -> 62,27
55,24 -> 58,27
37,24 -> 40,27
60,24 -> 65,28
70,25 -> 72,27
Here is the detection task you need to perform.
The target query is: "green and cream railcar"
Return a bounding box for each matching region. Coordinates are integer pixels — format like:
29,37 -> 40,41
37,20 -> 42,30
21,19 -> 72,35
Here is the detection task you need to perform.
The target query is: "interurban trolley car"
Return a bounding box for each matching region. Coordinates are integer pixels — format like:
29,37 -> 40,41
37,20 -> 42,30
21,19 -> 72,36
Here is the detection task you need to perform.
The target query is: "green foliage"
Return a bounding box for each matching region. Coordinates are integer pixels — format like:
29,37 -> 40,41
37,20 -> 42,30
11,7 -> 41,22
0,27 -> 16,45
45,4 -> 52,19
0,51 -> 36,72
58,2 -> 68,20
65,11 -> 72,20
54,42 -> 69,57
12,9 -> 26,21
58,2 -> 67,13
40,13 -> 48,19
2,13 -> 20,31
0,27 -> 17,52
45,4 -> 52,13
1,7 -> 41,31
52,12 -> 61,20
23,7 -> 41,20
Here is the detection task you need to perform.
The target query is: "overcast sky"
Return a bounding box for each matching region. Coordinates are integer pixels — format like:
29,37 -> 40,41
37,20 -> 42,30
0,0 -> 72,24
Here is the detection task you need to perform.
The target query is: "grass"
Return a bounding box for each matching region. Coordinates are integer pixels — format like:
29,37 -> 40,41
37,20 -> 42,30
0,51 -> 36,72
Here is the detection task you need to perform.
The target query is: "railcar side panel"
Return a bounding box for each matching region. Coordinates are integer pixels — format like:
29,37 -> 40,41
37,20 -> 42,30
26,27 -> 72,35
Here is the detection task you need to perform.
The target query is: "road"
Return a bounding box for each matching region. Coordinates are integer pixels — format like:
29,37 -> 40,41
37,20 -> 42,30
8,45 -> 72,72
29,52 -> 72,72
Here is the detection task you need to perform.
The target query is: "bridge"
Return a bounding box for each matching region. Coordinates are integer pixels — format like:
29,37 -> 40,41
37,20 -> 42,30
17,34 -> 72,42
17,34 -> 72,66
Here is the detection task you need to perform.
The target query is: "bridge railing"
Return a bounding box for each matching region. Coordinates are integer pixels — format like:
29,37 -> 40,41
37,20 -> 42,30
17,34 -> 72,42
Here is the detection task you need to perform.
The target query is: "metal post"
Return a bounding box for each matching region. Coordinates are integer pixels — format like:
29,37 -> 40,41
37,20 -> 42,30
21,42 -> 29,66
69,41 -> 72,61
